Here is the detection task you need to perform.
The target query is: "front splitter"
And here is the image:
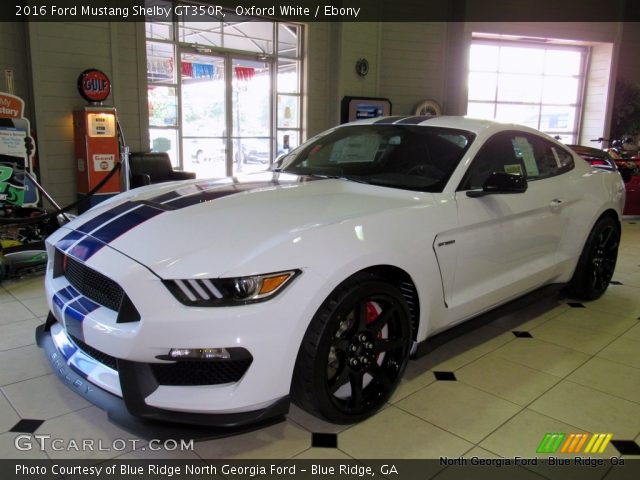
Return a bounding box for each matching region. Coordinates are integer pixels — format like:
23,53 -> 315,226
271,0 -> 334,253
35,324 -> 289,441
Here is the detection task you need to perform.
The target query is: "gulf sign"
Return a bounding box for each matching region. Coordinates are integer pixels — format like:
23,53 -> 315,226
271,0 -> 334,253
77,69 -> 111,103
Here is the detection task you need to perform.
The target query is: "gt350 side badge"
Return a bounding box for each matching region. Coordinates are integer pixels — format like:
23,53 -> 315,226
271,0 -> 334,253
437,240 -> 456,247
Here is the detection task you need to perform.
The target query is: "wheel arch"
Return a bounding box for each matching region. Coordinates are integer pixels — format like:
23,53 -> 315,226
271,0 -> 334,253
598,208 -> 621,232
358,264 -> 421,342
564,207 -> 621,300
560,206 -> 621,281
290,265 -> 417,422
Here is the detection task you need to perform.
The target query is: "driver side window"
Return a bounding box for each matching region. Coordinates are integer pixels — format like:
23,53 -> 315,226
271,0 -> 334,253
461,134 -> 523,190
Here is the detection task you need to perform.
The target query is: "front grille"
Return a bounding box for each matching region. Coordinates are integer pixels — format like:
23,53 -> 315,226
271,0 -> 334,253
58,251 -> 140,323
64,255 -> 124,312
151,358 -> 253,386
69,335 -> 118,371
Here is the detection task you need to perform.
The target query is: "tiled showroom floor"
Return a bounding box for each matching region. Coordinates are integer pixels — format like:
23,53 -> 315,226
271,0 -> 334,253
1,220 -> 639,473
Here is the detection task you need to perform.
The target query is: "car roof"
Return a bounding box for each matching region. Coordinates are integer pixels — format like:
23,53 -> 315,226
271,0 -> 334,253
346,115 -> 539,136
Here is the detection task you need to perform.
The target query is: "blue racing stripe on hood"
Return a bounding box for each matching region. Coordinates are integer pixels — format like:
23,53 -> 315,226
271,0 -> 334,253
90,204 -> 163,244
56,230 -> 84,252
162,178 -> 311,209
146,175 -> 318,209
67,236 -> 106,262
148,190 -> 183,203
165,183 -> 272,209
75,201 -> 138,234
59,175 -> 319,254
148,178 -> 235,204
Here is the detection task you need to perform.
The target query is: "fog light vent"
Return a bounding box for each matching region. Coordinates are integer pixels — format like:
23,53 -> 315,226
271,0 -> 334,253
168,348 -> 230,360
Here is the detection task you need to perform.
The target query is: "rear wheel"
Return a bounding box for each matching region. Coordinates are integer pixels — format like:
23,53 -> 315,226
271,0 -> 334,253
566,216 -> 620,300
292,273 -> 412,423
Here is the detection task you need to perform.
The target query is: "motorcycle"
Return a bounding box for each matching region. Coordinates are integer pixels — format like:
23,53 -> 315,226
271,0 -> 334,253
591,137 -> 640,215
591,137 -> 640,172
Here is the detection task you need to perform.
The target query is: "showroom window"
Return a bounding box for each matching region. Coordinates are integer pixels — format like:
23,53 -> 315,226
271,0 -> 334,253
466,40 -> 587,143
145,3 -> 303,177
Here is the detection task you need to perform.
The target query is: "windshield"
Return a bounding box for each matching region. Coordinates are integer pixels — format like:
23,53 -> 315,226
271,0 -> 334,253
277,125 -> 475,192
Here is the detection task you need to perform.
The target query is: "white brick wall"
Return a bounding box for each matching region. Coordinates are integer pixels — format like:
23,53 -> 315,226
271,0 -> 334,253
305,23 -> 332,136
380,22 -> 447,115
580,43 -> 615,144
0,22 -> 33,117
305,21 -> 447,131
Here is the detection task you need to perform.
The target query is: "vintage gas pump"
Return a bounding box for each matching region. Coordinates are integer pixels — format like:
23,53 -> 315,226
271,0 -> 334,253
73,69 -> 120,213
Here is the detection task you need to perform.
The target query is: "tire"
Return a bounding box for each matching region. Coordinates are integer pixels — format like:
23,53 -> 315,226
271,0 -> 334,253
565,216 -> 620,301
292,273 -> 412,424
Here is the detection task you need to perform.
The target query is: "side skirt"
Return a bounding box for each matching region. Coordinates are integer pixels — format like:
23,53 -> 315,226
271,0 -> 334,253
412,284 -> 565,359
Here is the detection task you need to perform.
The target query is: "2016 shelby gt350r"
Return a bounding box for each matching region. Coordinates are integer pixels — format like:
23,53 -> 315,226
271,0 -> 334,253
37,116 -> 624,426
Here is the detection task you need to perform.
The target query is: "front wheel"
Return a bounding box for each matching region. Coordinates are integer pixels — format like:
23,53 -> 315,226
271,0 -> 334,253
565,216 -> 620,300
292,274 -> 412,424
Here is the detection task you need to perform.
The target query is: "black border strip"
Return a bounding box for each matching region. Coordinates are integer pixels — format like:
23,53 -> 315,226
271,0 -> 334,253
5,0 -> 639,22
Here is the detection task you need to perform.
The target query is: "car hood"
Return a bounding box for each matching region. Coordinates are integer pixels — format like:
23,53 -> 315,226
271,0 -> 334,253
58,173 -> 422,278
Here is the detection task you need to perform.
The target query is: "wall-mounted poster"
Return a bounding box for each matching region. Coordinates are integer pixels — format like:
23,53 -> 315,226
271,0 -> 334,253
0,92 -> 37,206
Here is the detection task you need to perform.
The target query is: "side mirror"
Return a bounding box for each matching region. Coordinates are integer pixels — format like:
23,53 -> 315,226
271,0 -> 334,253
466,171 -> 527,198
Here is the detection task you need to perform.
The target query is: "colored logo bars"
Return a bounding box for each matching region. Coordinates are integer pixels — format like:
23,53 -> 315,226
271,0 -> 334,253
537,433 -> 613,454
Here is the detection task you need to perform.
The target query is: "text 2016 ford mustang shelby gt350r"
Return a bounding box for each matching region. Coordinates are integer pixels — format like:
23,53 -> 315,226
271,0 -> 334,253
37,116 -> 624,426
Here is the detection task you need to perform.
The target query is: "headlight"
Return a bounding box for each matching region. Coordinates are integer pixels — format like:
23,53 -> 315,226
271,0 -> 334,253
163,270 -> 301,306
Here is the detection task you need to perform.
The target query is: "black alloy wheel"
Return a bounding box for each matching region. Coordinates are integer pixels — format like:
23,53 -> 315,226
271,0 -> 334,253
292,274 -> 412,423
589,223 -> 618,292
566,216 -> 620,300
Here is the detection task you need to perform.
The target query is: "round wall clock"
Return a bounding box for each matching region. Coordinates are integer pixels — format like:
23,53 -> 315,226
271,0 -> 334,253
414,99 -> 442,116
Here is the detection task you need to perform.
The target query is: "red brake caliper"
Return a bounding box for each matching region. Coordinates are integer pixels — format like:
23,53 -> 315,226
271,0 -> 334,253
365,301 -> 383,361
365,301 -> 379,324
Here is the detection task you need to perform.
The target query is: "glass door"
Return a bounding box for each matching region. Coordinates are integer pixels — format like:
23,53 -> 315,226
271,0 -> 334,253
180,51 -> 227,178
231,57 -> 272,175
147,17 -> 303,176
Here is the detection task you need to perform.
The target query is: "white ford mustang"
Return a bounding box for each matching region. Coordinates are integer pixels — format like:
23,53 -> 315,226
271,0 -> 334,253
37,116 -> 624,427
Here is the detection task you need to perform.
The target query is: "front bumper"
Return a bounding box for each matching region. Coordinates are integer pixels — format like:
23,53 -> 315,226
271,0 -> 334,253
42,231 -> 331,414
36,320 -> 289,433
40,222 -> 332,429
